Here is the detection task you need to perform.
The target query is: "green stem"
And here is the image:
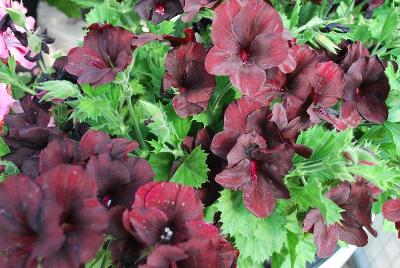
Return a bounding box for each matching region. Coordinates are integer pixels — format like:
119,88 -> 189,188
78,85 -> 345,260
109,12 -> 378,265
126,95 -> 149,157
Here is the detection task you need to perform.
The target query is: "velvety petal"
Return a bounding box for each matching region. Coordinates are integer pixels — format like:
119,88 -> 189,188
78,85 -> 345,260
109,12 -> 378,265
79,130 -> 111,159
185,220 -> 220,239
210,129 -> 240,160
326,182 -> 351,205
133,182 -> 203,223
86,153 -> 131,198
314,220 -> 339,258
211,0 -> 242,52
39,138 -> 82,174
251,34 -> 289,69
177,238 -> 219,267
303,209 -> 322,232
227,133 -> 267,166
357,96 -> 387,123
110,138 -> 139,160
126,207 -> 168,246
65,47 -> 107,77
231,0 -> 283,48
215,159 -> 251,190
223,97 -> 263,132
337,224 -> 368,247
312,61 -> 345,107
271,104 -> 288,130
242,174 -> 277,218
205,46 -> 241,76
340,41 -> 369,72
383,199 -> 400,222
173,95 -> 206,118
0,176 -> 64,261
37,165 -> 98,211
142,245 -> 188,268
230,64 -> 266,96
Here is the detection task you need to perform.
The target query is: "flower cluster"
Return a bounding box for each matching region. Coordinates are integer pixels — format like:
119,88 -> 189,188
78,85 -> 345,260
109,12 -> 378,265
0,0 -> 36,69
303,179 -> 378,257
121,182 -> 238,267
0,165 -> 108,267
0,0 -> 398,266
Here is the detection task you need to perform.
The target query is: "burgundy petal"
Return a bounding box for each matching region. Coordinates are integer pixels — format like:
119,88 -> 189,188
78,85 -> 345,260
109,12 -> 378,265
383,199 -> 400,222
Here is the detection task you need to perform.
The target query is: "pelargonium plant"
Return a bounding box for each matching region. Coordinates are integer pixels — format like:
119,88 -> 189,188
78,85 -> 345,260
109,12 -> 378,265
0,0 -> 400,267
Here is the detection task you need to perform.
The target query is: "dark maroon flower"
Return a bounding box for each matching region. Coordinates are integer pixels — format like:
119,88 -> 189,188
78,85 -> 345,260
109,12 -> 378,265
141,236 -> 238,268
36,165 -> 108,267
343,56 -> 389,123
382,199 -> 400,238
87,153 -> 154,208
163,42 -> 216,118
205,0 -> 289,95
123,182 -> 204,246
181,0 -> 218,22
65,24 -> 134,86
211,98 -> 295,217
134,0 -> 184,25
0,176 -> 64,268
140,221 -> 239,268
303,180 -> 377,258
3,96 -> 62,178
39,137 -> 83,174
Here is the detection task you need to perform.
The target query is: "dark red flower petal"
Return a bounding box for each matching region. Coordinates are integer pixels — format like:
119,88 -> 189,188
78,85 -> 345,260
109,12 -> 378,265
311,61 -> 345,107
383,199 -> 400,223
140,245 -> 188,268
65,24 -> 134,86
37,165 -> 108,266
39,138 -> 82,174
313,220 -> 339,258
0,176 -> 64,266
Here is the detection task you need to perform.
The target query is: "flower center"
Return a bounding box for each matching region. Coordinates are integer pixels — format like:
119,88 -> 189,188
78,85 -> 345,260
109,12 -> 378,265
239,49 -> 251,64
160,226 -> 174,242
355,88 -> 361,96
250,160 -> 258,181
155,3 -> 165,15
101,195 -> 112,208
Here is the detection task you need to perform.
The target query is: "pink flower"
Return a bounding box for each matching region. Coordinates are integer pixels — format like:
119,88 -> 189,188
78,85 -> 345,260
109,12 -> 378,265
0,0 -> 36,69
0,83 -> 14,125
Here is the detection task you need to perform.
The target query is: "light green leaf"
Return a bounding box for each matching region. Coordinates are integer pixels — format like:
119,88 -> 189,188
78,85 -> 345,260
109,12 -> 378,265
170,146 -> 209,188
36,80 -> 81,101
384,122 -> 400,154
286,178 -> 343,224
140,100 -> 172,143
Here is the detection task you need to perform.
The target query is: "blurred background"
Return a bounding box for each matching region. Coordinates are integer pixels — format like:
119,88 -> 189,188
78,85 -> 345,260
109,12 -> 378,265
31,1 -> 400,267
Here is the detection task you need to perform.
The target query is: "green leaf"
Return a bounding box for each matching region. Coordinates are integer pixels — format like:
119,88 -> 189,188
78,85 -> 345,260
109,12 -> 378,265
295,125 -> 353,162
286,178 -> 343,224
216,190 -> 287,263
76,97 -> 109,121
35,80 -> 81,101
166,105 -> 191,141
379,8 -> 398,43
384,122 -> 400,155
170,146 -> 209,188
149,153 -> 174,181
45,0 -> 82,18
5,8 -> 27,29
28,35 -> 42,54
193,76 -> 239,130
85,249 -> 112,268
290,1 -> 302,30
140,100 -> 172,143
0,138 -> 10,157
0,161 -> 20,182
